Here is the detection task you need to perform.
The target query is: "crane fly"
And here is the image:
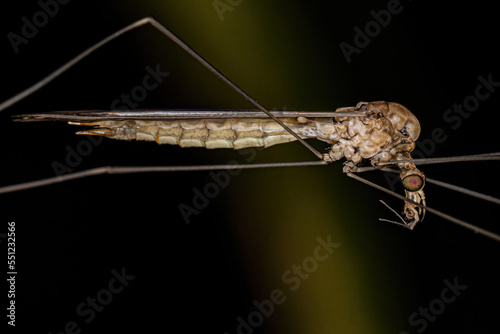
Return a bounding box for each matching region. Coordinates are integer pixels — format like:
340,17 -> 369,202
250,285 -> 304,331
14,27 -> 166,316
0,17 -> 499,241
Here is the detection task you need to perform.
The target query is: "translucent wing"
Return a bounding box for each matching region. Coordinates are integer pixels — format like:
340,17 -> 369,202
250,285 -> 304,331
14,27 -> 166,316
12,109 -> 365,122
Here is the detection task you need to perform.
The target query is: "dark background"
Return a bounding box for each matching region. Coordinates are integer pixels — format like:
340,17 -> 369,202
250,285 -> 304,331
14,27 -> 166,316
1,1 -> 499,333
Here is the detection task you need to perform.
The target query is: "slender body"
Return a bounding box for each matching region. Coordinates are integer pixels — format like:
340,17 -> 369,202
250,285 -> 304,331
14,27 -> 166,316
15,101 -> 427,228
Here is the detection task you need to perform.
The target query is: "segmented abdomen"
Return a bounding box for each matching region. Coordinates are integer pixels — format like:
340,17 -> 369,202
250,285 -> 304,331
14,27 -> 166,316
75,117 -> 335,149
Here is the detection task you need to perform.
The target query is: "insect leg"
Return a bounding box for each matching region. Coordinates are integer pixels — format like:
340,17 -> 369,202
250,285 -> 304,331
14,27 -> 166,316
0,161 -> 327,195
346,172 -> 500,242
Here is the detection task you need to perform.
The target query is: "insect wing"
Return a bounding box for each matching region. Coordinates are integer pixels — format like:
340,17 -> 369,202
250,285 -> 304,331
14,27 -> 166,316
12,109 -> 366,122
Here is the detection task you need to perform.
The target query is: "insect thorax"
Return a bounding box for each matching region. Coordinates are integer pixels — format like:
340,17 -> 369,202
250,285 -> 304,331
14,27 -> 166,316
326,109 -> 416,172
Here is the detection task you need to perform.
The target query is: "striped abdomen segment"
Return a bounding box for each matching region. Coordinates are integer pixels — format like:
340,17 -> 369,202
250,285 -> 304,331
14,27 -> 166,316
74,117 -> 336,149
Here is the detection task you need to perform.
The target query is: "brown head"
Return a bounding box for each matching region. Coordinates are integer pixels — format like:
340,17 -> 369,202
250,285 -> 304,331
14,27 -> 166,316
353,101 -> 421,141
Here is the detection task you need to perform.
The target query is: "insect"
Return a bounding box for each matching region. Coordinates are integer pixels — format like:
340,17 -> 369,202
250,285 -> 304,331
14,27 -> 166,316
1,17 -> 499,242
2,6 -> 500,333
14,100 -> 428,228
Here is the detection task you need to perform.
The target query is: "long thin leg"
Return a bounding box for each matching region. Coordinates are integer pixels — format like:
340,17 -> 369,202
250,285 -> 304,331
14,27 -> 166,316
346,172 -> 500,243
357,155 -> 500,205
425,177 -> 500,205
0,17 -> 323,160
0,18 -> 149,112
376,152 -> 500,166
0,161 -> 327,195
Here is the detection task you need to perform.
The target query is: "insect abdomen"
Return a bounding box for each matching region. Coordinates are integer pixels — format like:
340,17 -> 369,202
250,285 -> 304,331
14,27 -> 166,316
154,118 -> 298,149
76,118 -> 319,149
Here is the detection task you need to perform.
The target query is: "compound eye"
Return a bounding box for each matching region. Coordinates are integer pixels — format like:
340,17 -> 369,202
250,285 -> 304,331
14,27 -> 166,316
402,174 -> 424,192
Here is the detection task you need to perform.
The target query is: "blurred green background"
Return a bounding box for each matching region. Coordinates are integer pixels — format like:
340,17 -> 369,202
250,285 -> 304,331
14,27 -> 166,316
1,0 -> 498,333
